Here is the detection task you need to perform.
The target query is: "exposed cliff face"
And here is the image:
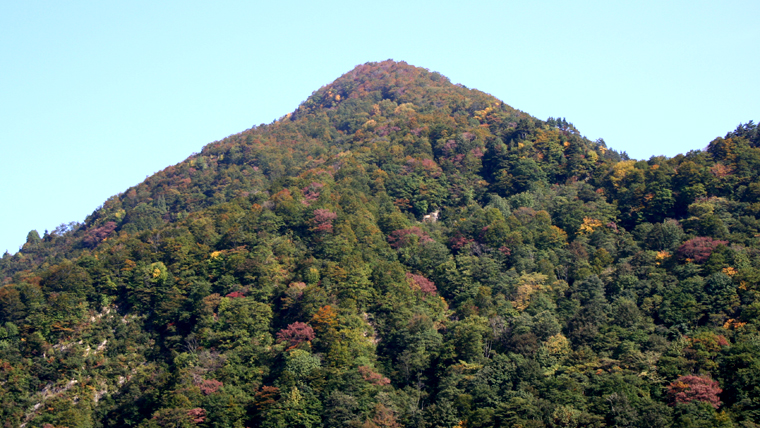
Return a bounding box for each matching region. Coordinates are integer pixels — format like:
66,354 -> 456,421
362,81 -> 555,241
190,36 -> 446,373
1,61 -> 760,427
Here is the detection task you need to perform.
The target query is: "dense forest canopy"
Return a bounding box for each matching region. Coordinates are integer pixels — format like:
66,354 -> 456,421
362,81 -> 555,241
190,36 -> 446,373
2,60 -> 760,427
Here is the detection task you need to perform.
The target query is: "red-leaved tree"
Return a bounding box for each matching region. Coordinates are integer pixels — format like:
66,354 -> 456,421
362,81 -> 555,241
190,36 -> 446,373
225,291 -> 245,299
666,375 -> 722,408
449,233 -> 474,250
276,322 -> 316,347
199,379 -> 223,395
387,227 -> 433,248
187,408 -> 206,424
312,209 -> 338,233
358,365 -> 390,386
83,221 -> 118,247
302,182 -> 324,205
406,272 -> 437,294
677,237 -> 728,263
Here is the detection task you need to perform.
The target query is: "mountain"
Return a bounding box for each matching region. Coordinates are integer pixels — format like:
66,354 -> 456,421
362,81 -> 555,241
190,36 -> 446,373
2,60 -> 760,427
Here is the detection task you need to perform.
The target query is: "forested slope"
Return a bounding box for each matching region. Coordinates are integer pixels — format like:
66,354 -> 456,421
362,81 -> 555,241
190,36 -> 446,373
2,60 -> 760,427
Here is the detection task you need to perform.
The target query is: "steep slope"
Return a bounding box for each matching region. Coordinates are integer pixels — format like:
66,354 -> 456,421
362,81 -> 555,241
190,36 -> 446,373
2,61 -> 760,427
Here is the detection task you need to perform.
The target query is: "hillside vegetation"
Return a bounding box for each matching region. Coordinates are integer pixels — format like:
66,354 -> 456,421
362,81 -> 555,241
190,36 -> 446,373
2,60 -> 760,427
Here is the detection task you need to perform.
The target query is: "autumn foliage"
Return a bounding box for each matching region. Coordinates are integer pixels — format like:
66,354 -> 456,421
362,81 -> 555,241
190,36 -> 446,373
199,379 -> 223,395
312,209 -> 338,233
4,60 -> 760,427
667,375 -> 722,408
83,221 -> 117,247
677,237 -> 728,262
406,272 -> 436,294
358,365 -> 390,386
387,227 -> 433,248
276,322 -> 316,347
225,291 -> 245,299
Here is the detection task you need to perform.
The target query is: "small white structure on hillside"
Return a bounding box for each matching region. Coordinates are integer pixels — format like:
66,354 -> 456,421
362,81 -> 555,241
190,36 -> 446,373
423,210 -> 439,223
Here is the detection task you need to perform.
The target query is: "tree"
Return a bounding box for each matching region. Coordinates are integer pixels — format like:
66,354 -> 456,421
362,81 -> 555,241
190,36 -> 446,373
83,221 -> 117,247
667,375 -> 722,409
276,322 -> 316,348
312,209 -> 338,233
677,237 -> 728,263
25,229 -> 41,246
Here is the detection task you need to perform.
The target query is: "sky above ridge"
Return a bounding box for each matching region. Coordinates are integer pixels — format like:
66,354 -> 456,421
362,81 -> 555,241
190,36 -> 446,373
1,0 -> 758,254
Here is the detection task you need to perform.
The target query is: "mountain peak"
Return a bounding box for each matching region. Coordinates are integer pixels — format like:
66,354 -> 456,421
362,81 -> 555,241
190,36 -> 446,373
295,60 -> 492,116
322,59 -> 451,97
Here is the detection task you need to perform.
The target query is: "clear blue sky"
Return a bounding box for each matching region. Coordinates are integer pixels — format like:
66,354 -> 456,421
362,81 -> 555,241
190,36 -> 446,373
1,1 -> 758,254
